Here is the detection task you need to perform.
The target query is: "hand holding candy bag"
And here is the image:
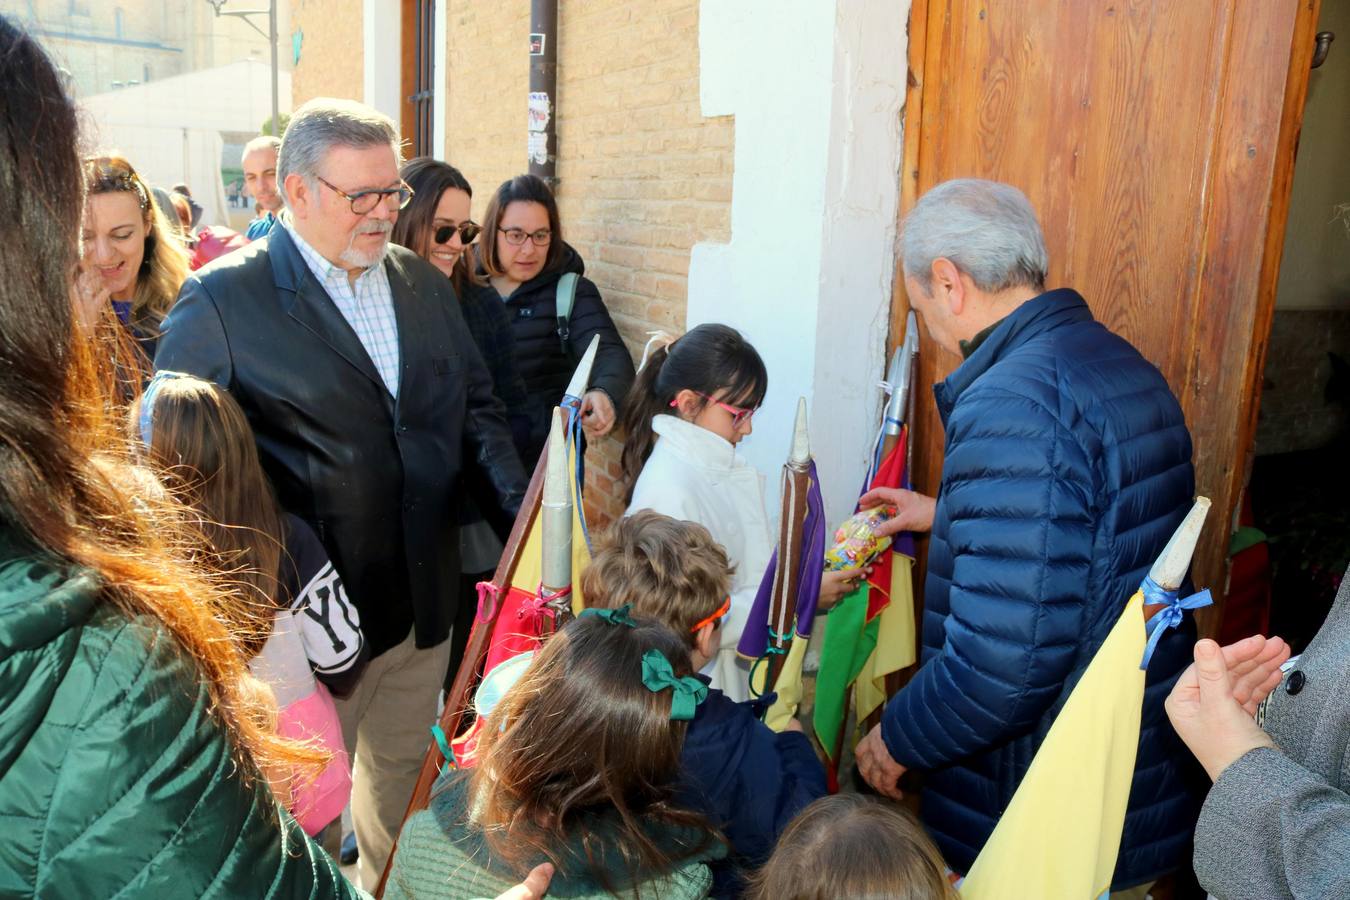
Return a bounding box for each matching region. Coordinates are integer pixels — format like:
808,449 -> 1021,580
824,505 -> 897,571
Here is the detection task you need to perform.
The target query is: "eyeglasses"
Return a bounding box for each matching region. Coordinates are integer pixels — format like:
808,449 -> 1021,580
434,221 -> 481,245
498,227 -> 552,246
670,391 -> 758,429
317,175 -> 414,215
689,596 -> 732,633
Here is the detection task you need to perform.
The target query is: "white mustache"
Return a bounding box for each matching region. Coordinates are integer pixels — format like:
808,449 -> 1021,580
356,220 -> 392,236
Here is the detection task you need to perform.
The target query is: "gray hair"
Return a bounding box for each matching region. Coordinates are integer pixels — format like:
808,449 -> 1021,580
242,134 -> 281,158
276,98 -> 401,208
901,178 -> 1048,294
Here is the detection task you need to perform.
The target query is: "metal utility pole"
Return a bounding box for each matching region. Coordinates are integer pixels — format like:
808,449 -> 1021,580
527,0 -> 558,186
207,0 -> 280,136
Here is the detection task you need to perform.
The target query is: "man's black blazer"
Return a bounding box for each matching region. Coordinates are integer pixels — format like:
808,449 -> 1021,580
156,225 -> 527,657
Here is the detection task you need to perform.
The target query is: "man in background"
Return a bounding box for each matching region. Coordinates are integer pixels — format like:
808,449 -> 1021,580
242,134 -> 283,240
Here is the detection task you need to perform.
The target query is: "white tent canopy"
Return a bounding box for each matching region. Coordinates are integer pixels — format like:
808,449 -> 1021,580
80,60 -> 292,228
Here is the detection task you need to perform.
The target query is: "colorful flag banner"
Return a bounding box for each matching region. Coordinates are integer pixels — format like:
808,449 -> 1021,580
960,497 -> 1212,897
737,460 -> 826,728
959,591 -> 1147,899
813,427 -> 917,766
450,408 -> 590,767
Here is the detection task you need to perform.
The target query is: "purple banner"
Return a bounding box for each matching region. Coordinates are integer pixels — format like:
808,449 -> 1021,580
737,460 -> 828,658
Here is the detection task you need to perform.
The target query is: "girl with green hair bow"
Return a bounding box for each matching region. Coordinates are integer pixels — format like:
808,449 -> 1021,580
386,612 -> 726,899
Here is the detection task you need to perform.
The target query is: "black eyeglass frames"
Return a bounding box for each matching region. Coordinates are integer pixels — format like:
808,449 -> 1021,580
434,221 -> 482,245
316,175 -> 414,215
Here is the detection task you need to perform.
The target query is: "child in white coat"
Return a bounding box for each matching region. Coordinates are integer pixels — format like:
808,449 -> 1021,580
620,324 -> 864,701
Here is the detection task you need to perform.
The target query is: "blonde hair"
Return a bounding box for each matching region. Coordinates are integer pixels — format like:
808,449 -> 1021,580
580,510 -> 734,649
747,794 -> 957,900
83,154 -> 191,337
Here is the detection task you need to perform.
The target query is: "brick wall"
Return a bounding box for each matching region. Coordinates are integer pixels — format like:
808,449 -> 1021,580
291,0 -> 363,108
293,0 -> 734,528
441,2 -> 529,196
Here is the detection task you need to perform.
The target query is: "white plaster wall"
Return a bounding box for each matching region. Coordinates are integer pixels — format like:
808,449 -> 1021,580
363,0 -> 402,125
691,0 -> 908,528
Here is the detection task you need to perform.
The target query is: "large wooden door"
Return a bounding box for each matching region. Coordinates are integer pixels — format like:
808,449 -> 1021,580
893,0 -> 1322,632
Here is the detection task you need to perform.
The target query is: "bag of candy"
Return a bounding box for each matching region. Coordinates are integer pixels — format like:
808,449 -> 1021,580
824,505 -> 896,571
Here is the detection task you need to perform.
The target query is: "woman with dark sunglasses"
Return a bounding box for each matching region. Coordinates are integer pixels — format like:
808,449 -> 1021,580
392,158 -> 531,689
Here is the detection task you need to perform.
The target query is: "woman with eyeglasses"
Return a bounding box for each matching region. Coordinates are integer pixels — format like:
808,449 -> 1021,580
392,158 -> 531,687
476,174 -> 636,466
79,154 -> 191,363
619,325 -> 868,702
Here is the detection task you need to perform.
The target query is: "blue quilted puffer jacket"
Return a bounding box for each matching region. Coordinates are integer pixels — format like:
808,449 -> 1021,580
880,289 -> 1205,890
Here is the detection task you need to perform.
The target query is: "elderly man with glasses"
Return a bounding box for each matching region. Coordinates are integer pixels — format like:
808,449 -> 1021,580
156,97 -> 527,886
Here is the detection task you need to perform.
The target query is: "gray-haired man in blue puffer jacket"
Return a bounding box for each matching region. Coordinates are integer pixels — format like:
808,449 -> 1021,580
854,178 -> 1203,894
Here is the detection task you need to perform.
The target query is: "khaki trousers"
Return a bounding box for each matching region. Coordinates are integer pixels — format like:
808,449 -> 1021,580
334,630 -> 450,889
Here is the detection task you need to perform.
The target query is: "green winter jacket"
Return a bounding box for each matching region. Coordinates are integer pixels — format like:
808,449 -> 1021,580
386,773 -> 724,899
0,524 -> 364,898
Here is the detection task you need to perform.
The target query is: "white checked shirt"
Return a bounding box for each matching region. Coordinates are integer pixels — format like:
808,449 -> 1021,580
284,221 -> 402,396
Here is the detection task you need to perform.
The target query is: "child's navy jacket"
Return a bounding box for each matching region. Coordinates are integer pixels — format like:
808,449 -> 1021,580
677,681 -> 827,897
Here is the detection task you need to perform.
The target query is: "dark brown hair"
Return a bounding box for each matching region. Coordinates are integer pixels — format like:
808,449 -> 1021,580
620,323 -> 768,500
393,157 -> 484,292
582,510 -> 734,649
465,614 -> 719,890
746,794 -> 957,900
82,153 -> 190,336
137,374 -> 286,657
0,15 -> 321,794
476,173 -> 565,278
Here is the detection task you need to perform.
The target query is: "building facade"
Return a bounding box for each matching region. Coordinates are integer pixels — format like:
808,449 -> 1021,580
4,0 -> 291,99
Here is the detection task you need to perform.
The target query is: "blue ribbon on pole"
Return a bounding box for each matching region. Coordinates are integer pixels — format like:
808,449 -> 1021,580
561,393 -> 593,551
1139,575 -> 1212,670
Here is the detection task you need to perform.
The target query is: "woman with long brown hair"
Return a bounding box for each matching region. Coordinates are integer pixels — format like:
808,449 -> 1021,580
80,153 -> 190,359
386,613 -> 726,898
0,16 -> 358,895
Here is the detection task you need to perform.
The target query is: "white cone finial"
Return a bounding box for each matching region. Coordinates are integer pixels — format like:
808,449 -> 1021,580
540,407 -> 572,593
563,334 -> 602,401
789,397 -> 811,465
1147,496 -> 1211,591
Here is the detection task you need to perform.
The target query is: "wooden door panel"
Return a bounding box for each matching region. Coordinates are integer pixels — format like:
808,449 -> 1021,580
893,0 -> 1320,631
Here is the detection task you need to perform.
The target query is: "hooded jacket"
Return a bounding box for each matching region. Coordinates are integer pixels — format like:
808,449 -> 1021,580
490,243 -> 636,463
0,524 -> 360,897
880,289 -> 1202,890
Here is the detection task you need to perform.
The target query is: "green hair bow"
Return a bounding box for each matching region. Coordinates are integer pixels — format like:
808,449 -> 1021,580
580,603 -> 637,628
641,649 -> 708,721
